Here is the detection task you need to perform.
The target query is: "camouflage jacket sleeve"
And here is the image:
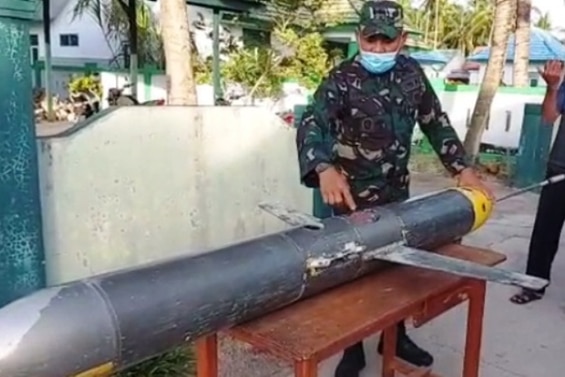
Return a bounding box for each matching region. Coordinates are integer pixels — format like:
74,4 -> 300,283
417,72 -> 471,175
296,71 -> 345,187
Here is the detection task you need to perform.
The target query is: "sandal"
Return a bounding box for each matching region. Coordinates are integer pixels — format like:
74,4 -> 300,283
509,289 -> 544,305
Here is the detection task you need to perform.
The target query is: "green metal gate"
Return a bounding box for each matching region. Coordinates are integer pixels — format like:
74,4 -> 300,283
513,103 -> 554,189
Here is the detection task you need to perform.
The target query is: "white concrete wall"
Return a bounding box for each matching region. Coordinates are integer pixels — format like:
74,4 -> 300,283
37,107 -> 311,285
98,72 -> 214,105
111,70 -> 545,149
435,90 -> 544,149
469,62 -> 545,87
37,70 -> 76,97
44,65 -> 548,150
40,70 -> 213,105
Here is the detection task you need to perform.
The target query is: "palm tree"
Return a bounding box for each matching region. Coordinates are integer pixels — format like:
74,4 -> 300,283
440,0 -> 493,55
160,0 -> 198,105
420,0 -> 441,47
512,0 -> 531,87
464,0 -> 516,160
73,0 -> 165,100
401,0 -> 495,54
532,9 -> 552,30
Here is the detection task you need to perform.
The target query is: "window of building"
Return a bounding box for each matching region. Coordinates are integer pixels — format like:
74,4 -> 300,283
30,34 -> 38,46
29,34 -> 39,64
59,34 -> 79,47
31,48 -> 39,63
529,71 -> 540,87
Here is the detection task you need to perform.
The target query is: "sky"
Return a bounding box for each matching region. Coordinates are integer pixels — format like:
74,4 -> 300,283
532,0 -> 565,30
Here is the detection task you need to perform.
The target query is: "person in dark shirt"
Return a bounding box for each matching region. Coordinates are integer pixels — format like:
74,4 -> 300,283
295,1 -> 491,376
510,60 -> 565,305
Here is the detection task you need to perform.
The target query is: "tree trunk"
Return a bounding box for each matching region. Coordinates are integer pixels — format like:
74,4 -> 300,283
464,0 -> 516,161
160,0 -> 198,105
512,0 -> 531,87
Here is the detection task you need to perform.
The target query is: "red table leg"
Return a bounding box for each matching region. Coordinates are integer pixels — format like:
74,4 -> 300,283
462,281 -> 486,377
294,359 -> 318,377
381,324 -> 398,377
196,335 -> 219,377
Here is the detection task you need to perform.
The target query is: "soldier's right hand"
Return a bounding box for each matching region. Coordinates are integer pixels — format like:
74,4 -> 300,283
539,60 -> 564,88
318,167 -> 357,211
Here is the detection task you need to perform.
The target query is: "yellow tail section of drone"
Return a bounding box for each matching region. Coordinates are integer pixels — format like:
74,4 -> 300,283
453,186 -> 494,231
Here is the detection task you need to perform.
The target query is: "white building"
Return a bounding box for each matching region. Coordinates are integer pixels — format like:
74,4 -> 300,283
30,0 -> 119,67
466,28 -> 565,87
29,0 -> 247,68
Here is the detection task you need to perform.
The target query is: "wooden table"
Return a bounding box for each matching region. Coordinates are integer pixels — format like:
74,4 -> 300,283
196,244 -> 506,377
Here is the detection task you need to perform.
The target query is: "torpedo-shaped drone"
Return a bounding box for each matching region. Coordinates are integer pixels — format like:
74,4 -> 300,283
0,183 -> 553,377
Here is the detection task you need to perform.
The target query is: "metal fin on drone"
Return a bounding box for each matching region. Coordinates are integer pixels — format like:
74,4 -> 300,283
364,245 -> 549,291
258,202 -> 324,229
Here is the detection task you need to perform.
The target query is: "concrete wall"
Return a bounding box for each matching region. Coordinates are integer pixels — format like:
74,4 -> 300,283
435,90 -> 544,149
37,106 -> 311,285
41,66 -> 549,149
95,71 -> 548,150
469,62 -> 545,87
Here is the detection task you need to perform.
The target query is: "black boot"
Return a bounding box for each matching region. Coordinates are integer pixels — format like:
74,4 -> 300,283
334,341 -> 366,377
377,322 -> 434,367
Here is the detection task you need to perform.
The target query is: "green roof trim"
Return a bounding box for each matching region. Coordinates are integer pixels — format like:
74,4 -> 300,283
0,0 -> 38,21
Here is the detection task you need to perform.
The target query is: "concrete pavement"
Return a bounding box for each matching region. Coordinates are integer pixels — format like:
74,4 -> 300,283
219,173 -> 565,377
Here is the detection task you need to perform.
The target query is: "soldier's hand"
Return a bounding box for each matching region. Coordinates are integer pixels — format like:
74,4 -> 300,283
457,168 -> 494,201
318,167 -> 357,211
539,60 -> 564,88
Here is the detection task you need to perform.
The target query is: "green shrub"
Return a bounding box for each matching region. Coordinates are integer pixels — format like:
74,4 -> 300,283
68,74 -> 104,98
117,346 -> 195,377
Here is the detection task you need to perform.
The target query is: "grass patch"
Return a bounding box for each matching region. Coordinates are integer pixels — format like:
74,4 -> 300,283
117,346 -> 195,377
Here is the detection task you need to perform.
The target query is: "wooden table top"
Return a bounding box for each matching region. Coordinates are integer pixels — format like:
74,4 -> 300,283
228,244 -> 506,360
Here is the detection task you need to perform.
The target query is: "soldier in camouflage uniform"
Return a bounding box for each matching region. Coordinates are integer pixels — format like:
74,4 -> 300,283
295,1 -> 491,376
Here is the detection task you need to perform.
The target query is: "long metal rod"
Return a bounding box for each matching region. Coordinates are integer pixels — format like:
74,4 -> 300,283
496,174 -> 565,202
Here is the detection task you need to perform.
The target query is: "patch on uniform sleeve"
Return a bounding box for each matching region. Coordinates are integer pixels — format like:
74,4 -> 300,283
394,58 -> 425,108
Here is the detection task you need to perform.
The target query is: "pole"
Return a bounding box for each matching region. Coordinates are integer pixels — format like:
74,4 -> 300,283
0,0 -> 46,307
128,0 -> 138,100
212,8 -> 222,101
42,0 -> 54,120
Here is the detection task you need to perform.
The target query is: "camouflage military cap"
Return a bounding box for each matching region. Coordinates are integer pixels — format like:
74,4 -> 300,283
358,0 -> 404,40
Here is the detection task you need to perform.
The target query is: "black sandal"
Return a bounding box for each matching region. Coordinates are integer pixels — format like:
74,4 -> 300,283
509,289 -> 544,305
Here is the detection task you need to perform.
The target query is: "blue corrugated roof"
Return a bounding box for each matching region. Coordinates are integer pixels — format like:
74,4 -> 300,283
468,27 -> 565,62
409,50 -> 449,64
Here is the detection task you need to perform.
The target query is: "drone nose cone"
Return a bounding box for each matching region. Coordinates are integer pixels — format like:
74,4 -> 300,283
0,283 -> 118,377
454,186 -> 494,231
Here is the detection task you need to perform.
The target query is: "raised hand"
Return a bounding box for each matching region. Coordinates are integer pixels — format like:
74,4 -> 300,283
539,60 -> 564,89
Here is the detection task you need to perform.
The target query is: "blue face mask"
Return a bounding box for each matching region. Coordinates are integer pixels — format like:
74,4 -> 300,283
358,50 -> 398,74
